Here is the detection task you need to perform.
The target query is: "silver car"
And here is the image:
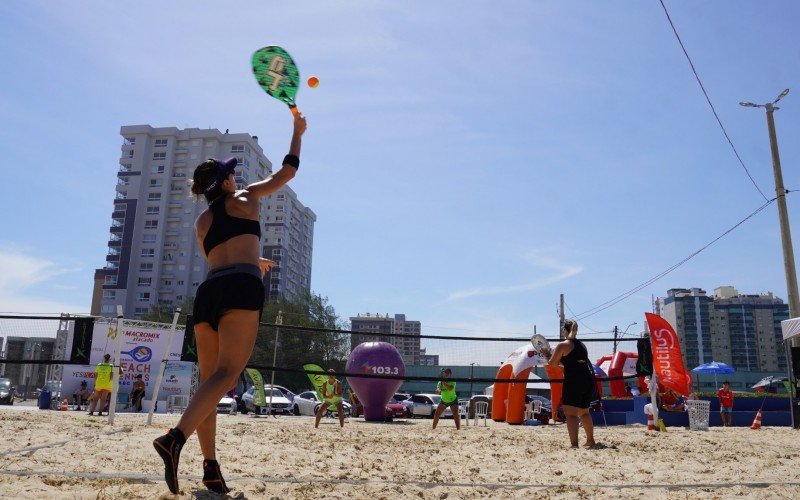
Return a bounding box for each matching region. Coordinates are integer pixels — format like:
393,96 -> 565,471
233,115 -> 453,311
409,393 -> 453,418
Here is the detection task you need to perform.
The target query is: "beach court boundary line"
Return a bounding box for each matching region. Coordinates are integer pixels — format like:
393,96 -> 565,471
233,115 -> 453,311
0,428 -> 131,458
0,469 -> 798,491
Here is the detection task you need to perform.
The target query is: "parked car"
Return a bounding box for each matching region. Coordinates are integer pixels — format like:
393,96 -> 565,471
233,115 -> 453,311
526,395 -> 552,422
385,396 -> 407,419
293,390 -> 351,417
241,386 -> 293,415
0,378 -> 14,405
393,393 -> 411,402
409,393 -> 453,418
216,394 -> 237,414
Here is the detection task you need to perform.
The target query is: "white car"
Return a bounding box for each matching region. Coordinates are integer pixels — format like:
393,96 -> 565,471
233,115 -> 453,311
292,390 -> 351,417
216,395 -> 237,414
242,386 -> 293,415
409,393 -> 453,418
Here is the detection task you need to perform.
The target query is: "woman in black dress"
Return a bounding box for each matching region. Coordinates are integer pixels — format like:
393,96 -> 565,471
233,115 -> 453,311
547,320 -> 597,448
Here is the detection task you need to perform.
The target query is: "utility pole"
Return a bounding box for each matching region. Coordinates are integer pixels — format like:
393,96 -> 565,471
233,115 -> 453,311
613,326 -> 619,355
559,294 -> 565,339
741,89 -> 800,429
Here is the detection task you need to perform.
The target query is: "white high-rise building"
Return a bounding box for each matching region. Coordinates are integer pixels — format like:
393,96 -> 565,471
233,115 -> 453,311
93,125 -> 315,319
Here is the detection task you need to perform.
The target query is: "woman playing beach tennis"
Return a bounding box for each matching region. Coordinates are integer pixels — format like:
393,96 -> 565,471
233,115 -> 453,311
153,112 -> 307,495
432,368 -> 461,430
546,320 -> 597,448
315,369 -> 345,428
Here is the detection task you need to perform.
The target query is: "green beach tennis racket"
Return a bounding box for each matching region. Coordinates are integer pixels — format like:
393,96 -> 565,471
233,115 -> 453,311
251,46 -> 301,115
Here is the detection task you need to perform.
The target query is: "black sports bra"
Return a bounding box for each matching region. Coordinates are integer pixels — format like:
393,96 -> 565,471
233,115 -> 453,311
203,194 -> 261,254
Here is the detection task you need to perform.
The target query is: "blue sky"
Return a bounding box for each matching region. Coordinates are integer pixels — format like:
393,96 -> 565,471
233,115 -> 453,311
1,1 -> 799,364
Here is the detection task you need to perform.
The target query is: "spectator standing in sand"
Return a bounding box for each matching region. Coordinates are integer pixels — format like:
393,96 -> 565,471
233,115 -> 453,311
130,374 -> 146,412
717,381 -> 734,427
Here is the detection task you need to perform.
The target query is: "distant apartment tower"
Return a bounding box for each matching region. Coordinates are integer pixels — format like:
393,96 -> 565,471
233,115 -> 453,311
710,286 -> 788,372
657,286 -> 788,372
350,313 -> 422,366
418,347 -> 439,366
93,125 -> 315,319
1,337 -> 55,395
657,288 -> 713,369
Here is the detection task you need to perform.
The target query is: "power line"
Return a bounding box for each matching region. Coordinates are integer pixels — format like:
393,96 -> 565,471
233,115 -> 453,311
563,301 -> 612,334
657,0 -> 769,202
574,197 -> 776,320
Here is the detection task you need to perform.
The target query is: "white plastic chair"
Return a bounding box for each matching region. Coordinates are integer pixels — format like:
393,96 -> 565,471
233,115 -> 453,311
524,400 -> 543,421
473,401 -> 489,427
458,400 -> 469,420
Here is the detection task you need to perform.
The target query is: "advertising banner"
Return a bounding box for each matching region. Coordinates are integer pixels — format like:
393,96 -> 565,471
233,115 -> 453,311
62,319 -> 187,402
645,313 -> 692,397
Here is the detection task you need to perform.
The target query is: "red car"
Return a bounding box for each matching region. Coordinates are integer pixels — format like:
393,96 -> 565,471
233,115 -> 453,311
351,397 -> 408,421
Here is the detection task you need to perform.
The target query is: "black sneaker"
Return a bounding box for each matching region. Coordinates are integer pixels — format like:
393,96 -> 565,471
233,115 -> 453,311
153,428 -> 185,494
202,459 -> 231,494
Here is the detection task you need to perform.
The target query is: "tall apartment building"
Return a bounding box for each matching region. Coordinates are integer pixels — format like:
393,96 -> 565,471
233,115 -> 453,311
657,288 -> 713,369
93,125 -> 315,319
710,286 -> 788,372
656,286 -> 788,372
350,313 -> 422,366
1,337 -> 55,396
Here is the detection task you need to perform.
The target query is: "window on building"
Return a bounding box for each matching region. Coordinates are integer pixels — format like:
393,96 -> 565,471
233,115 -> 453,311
102,290 -> 116,300
147,192 -> 161,201
177,280 -> 184,286
141,248 -> 155,257
144,220 -> 158,229
101,305 -> 116,314
231,144 -> 245,153
125,150 -> 134,158
104,275 -> 118,285
153,152 -> 166,161
276,205 -> 284,213
123,137 -> 136,145
154,138 -> 168,147
277,194 -> 285,201
151,165 -> 165,174
270,284 -> 280,291
149,179 -> 162,187
140,262 -> 153,272
138,277 -> 152,286
146,206 -> 160,215
136,292 -> 151,302
163,279 -> 172,286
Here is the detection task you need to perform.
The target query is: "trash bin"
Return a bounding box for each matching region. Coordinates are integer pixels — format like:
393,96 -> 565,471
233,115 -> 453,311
686,399 -> 710,431
38,390 -> 52,410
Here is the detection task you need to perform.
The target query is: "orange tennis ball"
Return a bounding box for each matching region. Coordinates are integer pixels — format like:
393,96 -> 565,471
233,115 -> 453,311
307,76 -> 319,88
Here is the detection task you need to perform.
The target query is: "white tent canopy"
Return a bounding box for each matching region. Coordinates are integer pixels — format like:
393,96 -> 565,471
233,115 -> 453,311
781,317 -> 800,341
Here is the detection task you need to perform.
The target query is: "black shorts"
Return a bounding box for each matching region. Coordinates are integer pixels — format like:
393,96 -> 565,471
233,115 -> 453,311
193,264 -> 265,331
561,380 -> 596,409
438,400 -> 458,409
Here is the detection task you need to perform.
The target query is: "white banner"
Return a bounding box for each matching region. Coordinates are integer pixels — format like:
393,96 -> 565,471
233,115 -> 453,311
62,319 -> 188,401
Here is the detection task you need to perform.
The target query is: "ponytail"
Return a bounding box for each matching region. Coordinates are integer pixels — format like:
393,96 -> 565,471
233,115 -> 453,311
564,319 -> 578,340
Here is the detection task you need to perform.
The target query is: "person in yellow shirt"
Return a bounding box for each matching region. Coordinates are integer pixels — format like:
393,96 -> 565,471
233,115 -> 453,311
88,354 -> 114,416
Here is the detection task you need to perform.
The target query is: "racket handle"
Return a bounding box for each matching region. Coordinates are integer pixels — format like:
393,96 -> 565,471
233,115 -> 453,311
289,105 -> 299,116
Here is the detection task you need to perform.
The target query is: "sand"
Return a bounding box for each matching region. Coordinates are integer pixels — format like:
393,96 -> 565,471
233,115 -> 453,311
0,408 -> 798,499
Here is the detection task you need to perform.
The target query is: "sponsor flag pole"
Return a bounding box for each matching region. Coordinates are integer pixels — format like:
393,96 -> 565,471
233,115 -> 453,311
108,306 -> 124,425
147,308 -> 182,426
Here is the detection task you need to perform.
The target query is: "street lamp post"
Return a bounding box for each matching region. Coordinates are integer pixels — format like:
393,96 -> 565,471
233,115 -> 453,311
613,322 -> 637,355
469,362 -> 475,396
741,89 -> 799,428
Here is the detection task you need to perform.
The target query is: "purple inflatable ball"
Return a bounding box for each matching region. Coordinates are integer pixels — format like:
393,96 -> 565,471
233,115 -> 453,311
346,342 -> 406,421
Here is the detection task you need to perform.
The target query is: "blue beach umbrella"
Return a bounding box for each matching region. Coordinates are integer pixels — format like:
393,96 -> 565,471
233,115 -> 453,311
692,361 -> 735,388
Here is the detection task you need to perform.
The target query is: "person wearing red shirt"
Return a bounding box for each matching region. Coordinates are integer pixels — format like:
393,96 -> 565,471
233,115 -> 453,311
717,381 -> 734,427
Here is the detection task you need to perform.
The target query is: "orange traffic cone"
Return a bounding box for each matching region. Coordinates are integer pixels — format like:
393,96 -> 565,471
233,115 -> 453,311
60,398 -> 69,411
647,412 -> 656,431
750,409 -> 762,430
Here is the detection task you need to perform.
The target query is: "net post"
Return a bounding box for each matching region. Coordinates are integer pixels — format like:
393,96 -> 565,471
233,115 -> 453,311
108,307 -> 124,425
147,308 -> 182,426
268,310 -> 282,418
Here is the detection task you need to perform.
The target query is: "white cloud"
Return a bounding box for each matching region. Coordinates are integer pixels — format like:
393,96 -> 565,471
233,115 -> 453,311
0,248 -> 87,314
444,250 -> 582,302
